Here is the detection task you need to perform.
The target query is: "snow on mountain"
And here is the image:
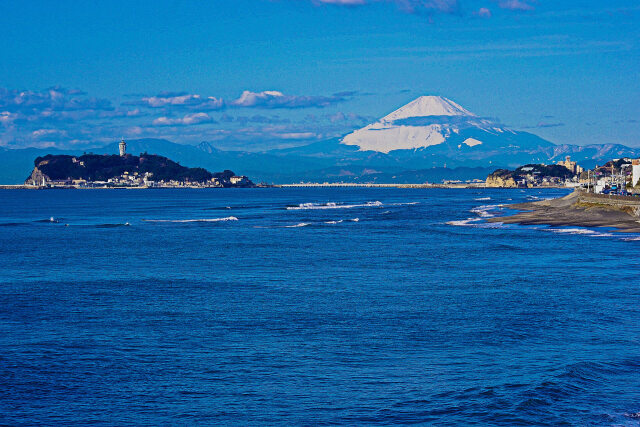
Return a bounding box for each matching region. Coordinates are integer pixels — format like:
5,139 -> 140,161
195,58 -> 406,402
382,95 -> 474,121
341,95 -> 502,153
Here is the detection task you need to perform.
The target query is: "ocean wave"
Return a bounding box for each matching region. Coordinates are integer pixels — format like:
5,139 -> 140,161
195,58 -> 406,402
446,218 -> 484,226
474,197 -> 491,201
34,217 -> 61,223
0,221 -> 27,227
447,217 -> 506,229
324,220 -> 344,224
203,206 -> 233,210
95,222 -> 131,228
143,216 -> 238,223
389,202 -> 420,206
285,222 -> 311,228
470,204 -> 503,218
548,228 -> 612,237
286,201 -> 382,210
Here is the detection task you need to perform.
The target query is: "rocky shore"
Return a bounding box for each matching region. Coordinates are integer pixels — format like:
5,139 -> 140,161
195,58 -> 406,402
489,190 -> 640,233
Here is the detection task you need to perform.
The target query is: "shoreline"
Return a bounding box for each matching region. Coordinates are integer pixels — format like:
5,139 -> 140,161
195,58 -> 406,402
488,190 -> 640,233
1,183 -> 572,190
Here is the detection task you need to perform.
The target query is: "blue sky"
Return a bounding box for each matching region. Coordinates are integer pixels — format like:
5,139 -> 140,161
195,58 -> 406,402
0,0 -> 638,150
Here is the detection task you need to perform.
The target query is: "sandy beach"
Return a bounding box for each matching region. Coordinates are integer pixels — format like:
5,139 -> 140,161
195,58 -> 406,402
489,190 -> 640,233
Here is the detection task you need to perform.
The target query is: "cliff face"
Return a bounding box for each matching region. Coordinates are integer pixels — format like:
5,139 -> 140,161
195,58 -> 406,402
25,167 -> 49,186
485,169 -> 517,188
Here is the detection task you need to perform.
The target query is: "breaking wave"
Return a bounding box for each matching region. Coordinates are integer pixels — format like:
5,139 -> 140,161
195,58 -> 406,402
143,216 -> 238,223
34,217 -> 61,223
287,201 -> 382,210
547,228 -> 613,238
470,204 -> 503,218
447,218 -> 484,227
389,202 -> 420,206
474,197 -> 491,201
285,222 -> 311,228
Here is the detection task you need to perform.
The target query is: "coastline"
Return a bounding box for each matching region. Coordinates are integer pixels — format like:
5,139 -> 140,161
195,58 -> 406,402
489,190 -> 640,233
1,183 -> 571,190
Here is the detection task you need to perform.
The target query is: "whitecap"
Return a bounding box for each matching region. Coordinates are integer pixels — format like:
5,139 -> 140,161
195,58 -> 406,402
474,197 -> 491,201
547,228 -> 613,237
287,201 -> 382,210
143,216 -> 238,223
549,228 -> 597,235
470,204 -> 503,218
447,218 -> 484,227
389,202 -> 420,206
285,222 -> 311,228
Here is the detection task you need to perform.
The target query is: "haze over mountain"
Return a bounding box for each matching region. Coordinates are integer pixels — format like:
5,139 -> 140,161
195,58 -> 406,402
2,96 -> 639,185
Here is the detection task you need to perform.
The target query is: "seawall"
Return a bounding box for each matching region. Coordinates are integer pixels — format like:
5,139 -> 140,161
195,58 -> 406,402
577,192 -> 640,210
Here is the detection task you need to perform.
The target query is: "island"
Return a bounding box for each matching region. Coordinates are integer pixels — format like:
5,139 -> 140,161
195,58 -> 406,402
24,152 -> 256,188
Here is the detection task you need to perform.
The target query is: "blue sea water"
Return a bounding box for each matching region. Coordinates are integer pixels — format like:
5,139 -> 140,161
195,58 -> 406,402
0,187 -> 639,426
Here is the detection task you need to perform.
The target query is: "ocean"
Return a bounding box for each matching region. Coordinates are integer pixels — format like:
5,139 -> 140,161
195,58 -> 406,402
1,188 -> 639,426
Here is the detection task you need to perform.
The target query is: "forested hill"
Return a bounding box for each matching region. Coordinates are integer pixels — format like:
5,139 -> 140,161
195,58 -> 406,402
30,153 -> 232,183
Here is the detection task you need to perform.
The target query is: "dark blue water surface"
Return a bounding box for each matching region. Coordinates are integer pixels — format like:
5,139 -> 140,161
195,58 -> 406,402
1,188 -> 639,426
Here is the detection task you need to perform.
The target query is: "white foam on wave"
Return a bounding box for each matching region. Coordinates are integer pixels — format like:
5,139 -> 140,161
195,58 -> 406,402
351,218 -> 360,222
389,202 -> 420,206
470,204 -> 503,218
547,228 -> 613,237
144,216 -> 238,223
447,217 -> 484,226
474,197 -> 491,201
285,222 -> 311,228
324,220 -> 344,224
447,218 -> 506,229
287,201 -> 382,210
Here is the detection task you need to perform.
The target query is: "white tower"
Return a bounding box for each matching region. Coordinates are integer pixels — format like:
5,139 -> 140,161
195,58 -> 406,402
119,138 -> 127,156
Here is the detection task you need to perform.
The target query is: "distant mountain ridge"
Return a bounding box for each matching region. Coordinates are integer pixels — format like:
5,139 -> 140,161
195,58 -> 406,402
1,96 -> 638,184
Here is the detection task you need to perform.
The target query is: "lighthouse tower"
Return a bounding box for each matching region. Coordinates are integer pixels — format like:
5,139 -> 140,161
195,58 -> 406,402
119,138 -> 127,156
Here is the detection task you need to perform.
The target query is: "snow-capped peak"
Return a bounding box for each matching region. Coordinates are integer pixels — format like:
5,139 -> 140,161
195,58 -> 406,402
340,96 -> 487,153
382,96 -> 475,122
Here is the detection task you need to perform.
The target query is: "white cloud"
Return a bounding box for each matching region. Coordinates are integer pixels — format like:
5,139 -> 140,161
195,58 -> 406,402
152,112 -> 213,126
31,129 -> 67,139
230,90 -> 348,109
0,111 -> 17,125
496,0 -> 534,11
474,7 -> 492,17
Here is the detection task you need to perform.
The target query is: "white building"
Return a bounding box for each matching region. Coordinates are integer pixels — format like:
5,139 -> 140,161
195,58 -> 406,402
632,159 -> 640,187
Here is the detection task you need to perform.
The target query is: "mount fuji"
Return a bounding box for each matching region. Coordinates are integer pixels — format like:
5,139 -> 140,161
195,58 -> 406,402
341,95 -> 503,153
339,95 -> 550,156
